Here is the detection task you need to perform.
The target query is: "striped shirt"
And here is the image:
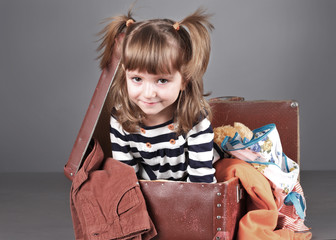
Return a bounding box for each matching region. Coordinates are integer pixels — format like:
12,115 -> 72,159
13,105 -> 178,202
110,115 -> 222,183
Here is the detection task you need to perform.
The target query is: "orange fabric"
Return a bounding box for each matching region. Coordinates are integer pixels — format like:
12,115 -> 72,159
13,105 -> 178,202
215,158 -> 312,240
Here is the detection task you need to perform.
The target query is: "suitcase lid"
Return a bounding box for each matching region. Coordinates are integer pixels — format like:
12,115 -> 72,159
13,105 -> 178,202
64,60 -> 119,180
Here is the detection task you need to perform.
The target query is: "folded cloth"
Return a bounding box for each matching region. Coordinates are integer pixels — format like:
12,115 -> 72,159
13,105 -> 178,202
70,139 -> 157,240
215,158 -> 312,240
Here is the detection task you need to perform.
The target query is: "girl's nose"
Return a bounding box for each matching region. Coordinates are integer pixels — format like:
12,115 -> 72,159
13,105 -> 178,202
143,82 -> 156,98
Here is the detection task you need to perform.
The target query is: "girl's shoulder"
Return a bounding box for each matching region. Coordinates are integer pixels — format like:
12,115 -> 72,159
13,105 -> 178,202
186,115 -> 212,137
194,110 -> 212,127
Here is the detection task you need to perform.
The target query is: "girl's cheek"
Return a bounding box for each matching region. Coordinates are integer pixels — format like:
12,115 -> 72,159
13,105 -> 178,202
127,83 -> 141,99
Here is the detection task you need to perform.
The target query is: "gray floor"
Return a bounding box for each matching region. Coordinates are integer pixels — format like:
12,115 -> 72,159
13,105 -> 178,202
0,171 -> 335,240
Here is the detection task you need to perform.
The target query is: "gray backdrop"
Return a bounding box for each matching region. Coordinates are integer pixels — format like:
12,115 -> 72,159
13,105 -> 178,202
1,0 -> 335,172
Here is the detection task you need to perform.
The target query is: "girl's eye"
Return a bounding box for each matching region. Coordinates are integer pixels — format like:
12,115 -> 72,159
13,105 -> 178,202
131,77 -> 142,83
157,79 -> 168,84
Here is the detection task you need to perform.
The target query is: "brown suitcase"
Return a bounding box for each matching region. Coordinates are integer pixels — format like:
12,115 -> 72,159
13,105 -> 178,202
209,97 -> 300,165
64,61 -> 299,239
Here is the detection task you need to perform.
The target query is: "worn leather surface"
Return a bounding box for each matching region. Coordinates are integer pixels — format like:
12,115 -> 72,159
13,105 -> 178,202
139,178 -> 246,240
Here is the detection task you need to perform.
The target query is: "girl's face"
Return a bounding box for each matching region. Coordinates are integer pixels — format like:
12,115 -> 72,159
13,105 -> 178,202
126,69 -> 183,126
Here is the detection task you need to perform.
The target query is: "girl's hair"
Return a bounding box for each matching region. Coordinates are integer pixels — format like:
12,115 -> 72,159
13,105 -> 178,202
97,8 -> 214,134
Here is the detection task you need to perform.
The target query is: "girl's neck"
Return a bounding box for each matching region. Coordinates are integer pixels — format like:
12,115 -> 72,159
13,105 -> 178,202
142,118 -> 171,127
142,105 -> 175,127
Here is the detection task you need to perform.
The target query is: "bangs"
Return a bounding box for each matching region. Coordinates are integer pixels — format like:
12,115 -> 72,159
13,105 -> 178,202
122,25 -> 183,75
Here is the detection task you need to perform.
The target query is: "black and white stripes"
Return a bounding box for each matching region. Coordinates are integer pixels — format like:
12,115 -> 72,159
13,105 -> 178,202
110,115 -> 221,183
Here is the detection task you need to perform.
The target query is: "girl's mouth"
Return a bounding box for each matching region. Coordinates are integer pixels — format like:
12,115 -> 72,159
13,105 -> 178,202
141,100 -> 159,106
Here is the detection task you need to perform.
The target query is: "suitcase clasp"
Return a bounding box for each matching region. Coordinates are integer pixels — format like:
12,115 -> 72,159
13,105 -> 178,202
236,184 -> 243,203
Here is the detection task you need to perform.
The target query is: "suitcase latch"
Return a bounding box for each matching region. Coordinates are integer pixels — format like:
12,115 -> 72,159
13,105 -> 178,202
236,184 -> 243,203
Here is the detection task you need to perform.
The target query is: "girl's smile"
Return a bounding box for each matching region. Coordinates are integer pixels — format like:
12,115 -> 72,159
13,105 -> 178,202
126,69 -> 183,126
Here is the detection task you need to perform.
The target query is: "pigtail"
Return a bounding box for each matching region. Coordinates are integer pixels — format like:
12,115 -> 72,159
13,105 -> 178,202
96,10 -> 134,70
179,7 -> 214,80
175,8 -> 214,134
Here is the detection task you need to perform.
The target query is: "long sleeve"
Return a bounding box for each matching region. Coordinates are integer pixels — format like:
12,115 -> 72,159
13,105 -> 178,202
110,115 -> 139,174
186,118 -> 216,183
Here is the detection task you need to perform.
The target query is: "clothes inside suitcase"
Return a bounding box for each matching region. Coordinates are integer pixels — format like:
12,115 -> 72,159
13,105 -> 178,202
64,53 -> 305,239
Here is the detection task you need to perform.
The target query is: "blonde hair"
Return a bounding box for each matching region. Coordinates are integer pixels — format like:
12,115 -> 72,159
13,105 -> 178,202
97,8 -> 214,134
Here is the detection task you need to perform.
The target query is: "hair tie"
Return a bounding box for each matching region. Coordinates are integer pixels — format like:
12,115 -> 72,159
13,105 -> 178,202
173,22 -> 180,31
126,19 -> 134,27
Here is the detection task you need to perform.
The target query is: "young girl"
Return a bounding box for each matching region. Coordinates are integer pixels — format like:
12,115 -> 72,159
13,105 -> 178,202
97,8 -> 222,183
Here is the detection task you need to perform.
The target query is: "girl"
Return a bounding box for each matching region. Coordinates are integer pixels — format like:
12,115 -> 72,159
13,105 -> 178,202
97,8 -> 222,183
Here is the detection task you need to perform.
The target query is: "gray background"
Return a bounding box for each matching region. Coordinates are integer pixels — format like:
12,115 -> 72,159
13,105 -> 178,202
1,0 -> 335,172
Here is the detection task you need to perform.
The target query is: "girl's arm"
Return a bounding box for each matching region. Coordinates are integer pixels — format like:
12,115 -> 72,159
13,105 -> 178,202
110,115 -> 139,174
186,118 -> 217,183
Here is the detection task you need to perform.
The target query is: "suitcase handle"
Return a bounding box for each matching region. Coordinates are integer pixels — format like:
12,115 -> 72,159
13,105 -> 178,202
209,96 -> 245,102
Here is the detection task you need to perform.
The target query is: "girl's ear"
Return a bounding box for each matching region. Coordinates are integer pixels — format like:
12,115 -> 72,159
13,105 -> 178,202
181,78 -> 189,91
180,83 -> 185,91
